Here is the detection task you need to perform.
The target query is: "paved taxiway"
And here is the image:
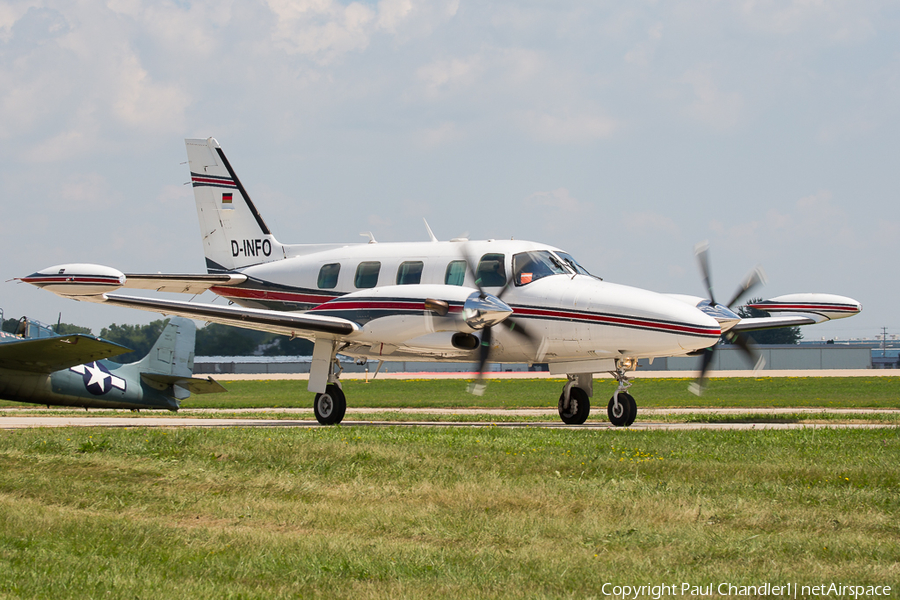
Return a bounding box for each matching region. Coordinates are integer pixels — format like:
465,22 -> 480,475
0,407 -> 896,431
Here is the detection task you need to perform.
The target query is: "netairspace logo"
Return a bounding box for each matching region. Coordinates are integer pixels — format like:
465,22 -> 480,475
601,582 -> 892,599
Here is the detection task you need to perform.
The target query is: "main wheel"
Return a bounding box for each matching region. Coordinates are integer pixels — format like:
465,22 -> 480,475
314,384 -> 346,425
607,392 -> 637,427
558,387 -> 591,425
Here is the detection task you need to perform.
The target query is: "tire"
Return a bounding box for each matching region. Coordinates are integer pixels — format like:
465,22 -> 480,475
622,392 -> 637,426
607,392 -> 636,427
314,384 -> 346,425
558,387 -> 591,425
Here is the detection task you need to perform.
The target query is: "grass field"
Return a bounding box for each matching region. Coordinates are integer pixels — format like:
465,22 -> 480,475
1,378 -> 898,598
164,376 -> 900,410
2,377 -> 899,412
0,426 -> 898,599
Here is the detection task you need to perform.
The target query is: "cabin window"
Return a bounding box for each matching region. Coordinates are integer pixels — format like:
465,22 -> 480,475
512,251 -> 566,286
445,260 -> 467,286
396,261 -> 424,285
354,261 -> 381,288
475,254 -> 507,287
317,263 -> 341,289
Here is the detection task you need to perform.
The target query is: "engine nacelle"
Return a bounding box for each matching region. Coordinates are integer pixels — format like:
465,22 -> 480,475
20,264 -> 125,297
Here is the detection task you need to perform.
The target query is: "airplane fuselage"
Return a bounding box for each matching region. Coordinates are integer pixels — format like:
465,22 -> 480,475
0,361 -> 179,410
207,239 -> 722,367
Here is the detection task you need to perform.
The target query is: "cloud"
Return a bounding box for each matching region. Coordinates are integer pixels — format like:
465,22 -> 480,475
680,65 -> 745,130
0,2 -> 190,160
526,187 -> 584,213
738,0 -> 877,42
625,212 -> 683,238
624,22 -> 663,67
266,0 -> 376,61
416,54 -> 483,98
414,121 -> 464,147
515,109 -> 618,143
55,172 -> 123,211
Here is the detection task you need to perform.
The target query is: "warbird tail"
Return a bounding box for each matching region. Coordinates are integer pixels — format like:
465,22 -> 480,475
130,317 -> 197,378
185,138 -> 284,273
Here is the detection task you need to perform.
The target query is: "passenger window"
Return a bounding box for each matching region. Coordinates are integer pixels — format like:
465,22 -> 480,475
354,261 -> 381,288
445,260 -> 467,286
512,251 -> 566,286
396,261 -> 424,285
475,253 -> 507,287
317,263 -> 340,289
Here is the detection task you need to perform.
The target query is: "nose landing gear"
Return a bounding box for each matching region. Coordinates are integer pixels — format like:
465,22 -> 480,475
607,366 -> 637,427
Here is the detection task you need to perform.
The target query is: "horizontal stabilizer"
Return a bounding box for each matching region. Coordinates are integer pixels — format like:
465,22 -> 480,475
141,373 -> 226,394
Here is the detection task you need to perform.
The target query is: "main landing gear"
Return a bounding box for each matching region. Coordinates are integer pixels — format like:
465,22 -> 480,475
314,384 -> 347,425
557,364 -> 638,427
310,339 -> 348,425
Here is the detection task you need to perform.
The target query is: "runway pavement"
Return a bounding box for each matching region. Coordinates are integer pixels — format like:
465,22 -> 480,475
0,407 -> 896,431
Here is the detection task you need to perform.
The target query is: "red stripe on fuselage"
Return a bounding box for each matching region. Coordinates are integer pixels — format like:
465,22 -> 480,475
512,306 -> 721,337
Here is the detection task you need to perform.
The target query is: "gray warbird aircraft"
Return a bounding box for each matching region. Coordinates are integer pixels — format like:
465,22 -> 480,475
21,138 -> 861,426
0,316 -> 224,410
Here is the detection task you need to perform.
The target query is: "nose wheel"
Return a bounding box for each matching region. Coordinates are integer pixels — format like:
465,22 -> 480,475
607,391 -> 636,427
606,365 -> 637,427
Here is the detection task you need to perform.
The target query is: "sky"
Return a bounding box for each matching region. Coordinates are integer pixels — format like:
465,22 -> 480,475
1,0 -> 898,342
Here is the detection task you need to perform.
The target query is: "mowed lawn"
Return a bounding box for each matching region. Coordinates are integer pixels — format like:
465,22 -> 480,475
0,426 -> 897,598
179,377 -> 900,410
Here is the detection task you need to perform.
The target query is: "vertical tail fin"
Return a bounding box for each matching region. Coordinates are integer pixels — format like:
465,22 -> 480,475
129,317 -> 225,404
132,317 -> 196,377
186,138 -> 283,273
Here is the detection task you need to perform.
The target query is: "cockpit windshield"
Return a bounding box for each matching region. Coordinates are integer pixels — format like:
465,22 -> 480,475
512,251 -> 568,286
555,252 -> 599,279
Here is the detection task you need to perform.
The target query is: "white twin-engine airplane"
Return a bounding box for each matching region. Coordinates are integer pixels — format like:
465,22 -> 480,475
21,138 -> 862,426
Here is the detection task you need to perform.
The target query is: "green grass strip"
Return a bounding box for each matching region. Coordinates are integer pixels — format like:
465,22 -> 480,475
180,377 -> 900,410
0,426 -> 897,598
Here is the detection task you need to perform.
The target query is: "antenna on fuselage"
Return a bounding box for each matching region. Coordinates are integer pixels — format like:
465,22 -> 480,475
423,219 -> 439,242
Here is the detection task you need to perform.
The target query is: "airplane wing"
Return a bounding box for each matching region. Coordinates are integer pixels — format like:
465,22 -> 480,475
728,315 -> 817,332
140,373 -> 227,394
0,335 -> 132,373
122,273 -> 247,295
93,293 -> 359,338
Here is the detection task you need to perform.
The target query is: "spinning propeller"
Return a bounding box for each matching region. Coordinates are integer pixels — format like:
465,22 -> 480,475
460,249 -> 540,394
690,243 -> 767,395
